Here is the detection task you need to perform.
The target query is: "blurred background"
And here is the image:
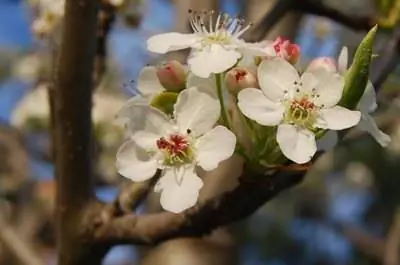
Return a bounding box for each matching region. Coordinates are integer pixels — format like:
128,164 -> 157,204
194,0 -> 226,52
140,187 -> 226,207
0,0 -> 400,264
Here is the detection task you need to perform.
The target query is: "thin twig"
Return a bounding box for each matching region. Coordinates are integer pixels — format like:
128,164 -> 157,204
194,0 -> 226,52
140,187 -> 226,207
371,27 -> 400,90
101,171 -> 162,221
249,0 -> 295,42
0,211 -> 44,265
384,210 -> 400,265
294,0 -> 374,31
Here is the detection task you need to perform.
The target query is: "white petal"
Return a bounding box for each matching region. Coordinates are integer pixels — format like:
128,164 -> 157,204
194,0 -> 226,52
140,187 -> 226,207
237,88 -> 284,126
147,32 -> 200,54
115,95 -> 149,127
116,140 -> 158,181
195,126 -> 236,171
316,106 -> 361,130
257,58 -> 300,102
357,81 -> 377,113
174,86 -> 220,137
358,113 -> 391,147
131,130 -> 159,151
338,46 -> 348,74
188,45 -> 241,78
135,106 -> 173,135
186,73 -> 217,95
317,130 -> 338,151
137,66 -> 165,96
238,40 -> 275,57
307,69 -> 344,107
156,167 -> 203,213
276,124 -> 317,164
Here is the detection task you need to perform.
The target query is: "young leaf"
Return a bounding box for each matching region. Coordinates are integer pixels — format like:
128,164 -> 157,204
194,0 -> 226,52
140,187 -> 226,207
339,25 -> 378,109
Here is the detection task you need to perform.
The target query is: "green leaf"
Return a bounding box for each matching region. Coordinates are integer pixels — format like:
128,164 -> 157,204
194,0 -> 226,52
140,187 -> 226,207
339,25 -> 377,109
149,91 -> 179,116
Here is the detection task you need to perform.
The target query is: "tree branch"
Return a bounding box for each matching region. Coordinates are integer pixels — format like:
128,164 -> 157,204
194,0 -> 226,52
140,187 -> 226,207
88,167 -> 306,245
52,0 -> 101,264
101,171 -> 162,221
0,211 -> 44,265
384,210 -> 400,265
294,0 -> 374,31
371,27 -> 400,90
93,1 -> 116,87
248,0 -> 296,42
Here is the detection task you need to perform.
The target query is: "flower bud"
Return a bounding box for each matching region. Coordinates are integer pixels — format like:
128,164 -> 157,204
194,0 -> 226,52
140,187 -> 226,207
306,57 -> 337,73
225,68 -> 258,96
271,36 -> 300,64
156,60 -> 186,92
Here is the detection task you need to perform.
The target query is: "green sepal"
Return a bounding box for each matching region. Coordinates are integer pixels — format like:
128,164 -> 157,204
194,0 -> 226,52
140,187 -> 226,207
339,25 -> 377,110
149,91 -> 179,116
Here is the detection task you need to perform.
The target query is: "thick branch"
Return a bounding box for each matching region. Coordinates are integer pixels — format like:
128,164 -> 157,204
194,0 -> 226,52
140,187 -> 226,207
89,168 -> 306,245
52,0 -> 100,264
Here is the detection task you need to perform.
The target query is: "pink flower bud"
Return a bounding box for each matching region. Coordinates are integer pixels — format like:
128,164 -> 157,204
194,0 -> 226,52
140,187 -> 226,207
271,36 -> 300,64
306,57 -> 337,73
225,68 -> 258,96
156,60 -> 186,92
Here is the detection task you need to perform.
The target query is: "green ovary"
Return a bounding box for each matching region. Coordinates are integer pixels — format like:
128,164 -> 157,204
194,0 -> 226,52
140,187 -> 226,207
284,98 -> 318,129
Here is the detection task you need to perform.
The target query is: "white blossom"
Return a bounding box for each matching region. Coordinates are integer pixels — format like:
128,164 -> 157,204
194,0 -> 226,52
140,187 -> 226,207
309,46 -> 391,147
116,86 -> 236,213
147,10 -> 273,78
238,58 -> 361,164
115,65 -> 216,130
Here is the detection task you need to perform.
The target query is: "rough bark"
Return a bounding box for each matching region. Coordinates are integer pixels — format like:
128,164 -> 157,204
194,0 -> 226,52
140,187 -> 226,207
51,0 -> 103,264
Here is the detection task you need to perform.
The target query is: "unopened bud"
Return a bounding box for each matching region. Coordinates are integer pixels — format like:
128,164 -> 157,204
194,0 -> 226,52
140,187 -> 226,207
156,60 -> 186,92
225,68 -> 258,96
306,57 -> 337,73
271,37 -> 300,64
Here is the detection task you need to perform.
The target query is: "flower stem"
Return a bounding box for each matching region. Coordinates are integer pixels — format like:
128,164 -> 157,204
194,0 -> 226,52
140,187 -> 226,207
215,73 -> 231,129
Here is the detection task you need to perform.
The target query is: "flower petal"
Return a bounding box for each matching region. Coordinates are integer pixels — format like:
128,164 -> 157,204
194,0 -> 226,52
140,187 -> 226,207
195,125 -> 236,171
316,106 -> 361,130
238,88 -> 284,126
306,69 -> 344,107
338,46 -> 348,74
186,73 -> 217,95
155,167 -> 203,213
188,45 -> 241,78
276,124 -> 317,164
147,32 -> 200,54
131,130 -> 159,151
115,95 -> 149,126
257,58 -> 300,102
174,86 -> 220,137
116,140 -> 158,181
357,81 -> 377,113
358,113 -> 391,147
137,66 -> 165,96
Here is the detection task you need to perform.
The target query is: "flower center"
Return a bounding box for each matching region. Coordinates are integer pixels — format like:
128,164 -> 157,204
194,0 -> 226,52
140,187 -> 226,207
283,81 -> 321,128
156,133 -> 193,166
188,9 -> 252,45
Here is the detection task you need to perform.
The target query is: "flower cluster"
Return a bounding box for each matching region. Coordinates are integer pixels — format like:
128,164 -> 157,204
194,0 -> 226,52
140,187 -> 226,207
116,11 -> 389,213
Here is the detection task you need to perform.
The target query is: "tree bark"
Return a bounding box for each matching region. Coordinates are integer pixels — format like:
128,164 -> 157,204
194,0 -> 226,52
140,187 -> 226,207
52,0 -> 102,264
